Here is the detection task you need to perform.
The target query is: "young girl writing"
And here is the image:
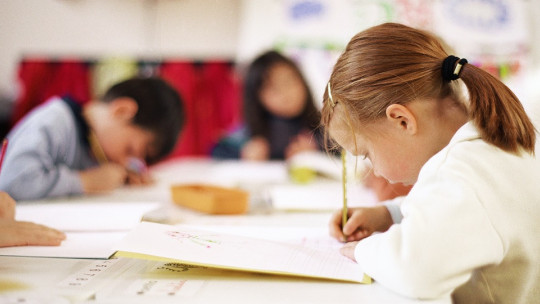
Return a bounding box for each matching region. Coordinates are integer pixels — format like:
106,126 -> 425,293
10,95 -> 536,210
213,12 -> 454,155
211,50 -> 321,160
322,23 -> 540,303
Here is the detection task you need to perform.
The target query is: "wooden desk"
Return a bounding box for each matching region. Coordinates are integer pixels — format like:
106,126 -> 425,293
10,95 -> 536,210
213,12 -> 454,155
0,158 -> 451,304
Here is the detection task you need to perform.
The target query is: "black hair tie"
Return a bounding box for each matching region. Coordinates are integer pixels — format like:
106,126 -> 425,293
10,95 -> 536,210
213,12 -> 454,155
442,55 -> 468,81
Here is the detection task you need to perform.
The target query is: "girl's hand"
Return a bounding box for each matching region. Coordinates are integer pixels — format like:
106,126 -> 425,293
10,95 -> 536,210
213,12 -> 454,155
340,241 -> 359,262
79,163 -> 128,194
241,137 -> 270,161
285,133 -> 318,159
329,205 -> 393,243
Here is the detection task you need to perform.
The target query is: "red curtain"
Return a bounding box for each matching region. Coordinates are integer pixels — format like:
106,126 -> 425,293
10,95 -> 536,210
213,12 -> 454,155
160,61 -> 241,157
11,59 -> 90,126
160,62 -> 200,157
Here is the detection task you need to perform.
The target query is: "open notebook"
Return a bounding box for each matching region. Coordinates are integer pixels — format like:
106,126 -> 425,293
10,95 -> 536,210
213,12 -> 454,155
114,221 -> 371,284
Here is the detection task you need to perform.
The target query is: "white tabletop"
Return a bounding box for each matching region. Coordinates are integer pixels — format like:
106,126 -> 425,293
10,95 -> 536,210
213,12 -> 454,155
0,158 -> 451,304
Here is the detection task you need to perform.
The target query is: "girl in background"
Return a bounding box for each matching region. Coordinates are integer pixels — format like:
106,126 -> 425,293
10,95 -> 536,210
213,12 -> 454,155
212,50 -> 321,160
323,23 -> 540,303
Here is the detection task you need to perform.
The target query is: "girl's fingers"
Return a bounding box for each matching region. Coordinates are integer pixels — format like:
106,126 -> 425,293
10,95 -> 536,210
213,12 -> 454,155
348,229 -> 371,242
342,210 -> 365,235
340,241 -> 359,261
329,210 -> 346,242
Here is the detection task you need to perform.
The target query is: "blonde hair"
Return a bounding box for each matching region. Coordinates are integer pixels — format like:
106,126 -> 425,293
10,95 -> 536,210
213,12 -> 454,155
321,23 -> 536,155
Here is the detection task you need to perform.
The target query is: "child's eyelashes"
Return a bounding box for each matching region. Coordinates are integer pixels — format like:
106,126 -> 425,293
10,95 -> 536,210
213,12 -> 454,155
359,152 -> 370,161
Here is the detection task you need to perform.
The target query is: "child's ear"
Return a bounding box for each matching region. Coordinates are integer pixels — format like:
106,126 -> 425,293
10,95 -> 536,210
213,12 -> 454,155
110,97 -> 138,121
385,104 -> 418,134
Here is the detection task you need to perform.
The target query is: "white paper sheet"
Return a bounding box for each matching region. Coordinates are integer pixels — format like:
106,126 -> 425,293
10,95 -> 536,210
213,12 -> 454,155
16,201 -> 160,232
115,222 -> 369,283
209,161 -> 289,185
0,232 -> 125,259
269,182 -> 377,210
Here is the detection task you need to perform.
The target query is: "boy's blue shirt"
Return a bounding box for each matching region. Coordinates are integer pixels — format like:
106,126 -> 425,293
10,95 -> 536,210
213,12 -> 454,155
0,96 -> 98,201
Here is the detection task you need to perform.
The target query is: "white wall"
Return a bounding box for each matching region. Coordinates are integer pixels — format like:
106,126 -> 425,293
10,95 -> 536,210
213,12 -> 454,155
0,0 -> 241,99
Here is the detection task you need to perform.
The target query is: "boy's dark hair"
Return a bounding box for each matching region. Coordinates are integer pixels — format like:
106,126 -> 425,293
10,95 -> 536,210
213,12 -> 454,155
243,50 -> 320,138
102,77 -> 185,164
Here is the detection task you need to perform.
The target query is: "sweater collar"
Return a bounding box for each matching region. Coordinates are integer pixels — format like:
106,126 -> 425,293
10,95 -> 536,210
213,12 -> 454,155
448,121 -> 482,146
61,96 -> 90,147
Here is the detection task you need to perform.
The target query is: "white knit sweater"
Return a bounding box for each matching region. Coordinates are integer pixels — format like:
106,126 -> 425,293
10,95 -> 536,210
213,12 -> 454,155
355,122 -> 540,303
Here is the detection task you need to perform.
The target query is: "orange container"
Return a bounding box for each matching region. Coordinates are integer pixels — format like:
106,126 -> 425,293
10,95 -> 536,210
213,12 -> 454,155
171,184 -> 249,214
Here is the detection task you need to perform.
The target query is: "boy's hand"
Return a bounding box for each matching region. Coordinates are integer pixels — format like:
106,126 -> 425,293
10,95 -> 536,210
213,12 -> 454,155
126,171 -> 153,185
125,157 -> 153,186
79,163 -> 128,194
329,205 -> 393,243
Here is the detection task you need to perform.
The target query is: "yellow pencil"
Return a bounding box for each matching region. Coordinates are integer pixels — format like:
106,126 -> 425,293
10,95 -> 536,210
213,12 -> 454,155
341,149 -> 348,233
88,130 -> 108,164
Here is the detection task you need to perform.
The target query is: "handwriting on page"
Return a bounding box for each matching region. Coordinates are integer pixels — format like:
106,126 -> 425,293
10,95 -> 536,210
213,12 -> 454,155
166,231 -> 223,248
115,222 -> 368,283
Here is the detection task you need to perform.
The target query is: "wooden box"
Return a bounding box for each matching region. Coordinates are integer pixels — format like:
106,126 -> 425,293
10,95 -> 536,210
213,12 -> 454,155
171,184 -> 249,214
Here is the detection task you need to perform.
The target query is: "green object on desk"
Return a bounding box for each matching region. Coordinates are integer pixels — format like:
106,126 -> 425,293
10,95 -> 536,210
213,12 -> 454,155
290,166 -> 317,184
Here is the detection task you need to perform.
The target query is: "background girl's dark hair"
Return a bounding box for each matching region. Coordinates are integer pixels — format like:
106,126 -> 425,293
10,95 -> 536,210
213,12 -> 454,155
243,50 -> 320,138
322,22 -> 535,155
102,77 -> 185,164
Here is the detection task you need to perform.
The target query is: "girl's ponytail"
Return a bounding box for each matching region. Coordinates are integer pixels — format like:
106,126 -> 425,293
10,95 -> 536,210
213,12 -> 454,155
458,63 -> 536,155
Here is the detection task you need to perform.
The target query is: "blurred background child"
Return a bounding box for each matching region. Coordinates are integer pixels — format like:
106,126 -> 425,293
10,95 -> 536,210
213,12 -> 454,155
212,50 -> 321,161
0,77 -> 185,201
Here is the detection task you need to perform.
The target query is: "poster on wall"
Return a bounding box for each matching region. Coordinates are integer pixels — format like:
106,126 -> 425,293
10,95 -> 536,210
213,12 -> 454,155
237,0 -> 436,103
237,0 -> 530,104
433,0 -> 529,80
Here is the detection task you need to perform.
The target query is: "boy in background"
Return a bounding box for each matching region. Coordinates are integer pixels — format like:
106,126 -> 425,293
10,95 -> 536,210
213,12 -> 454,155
0,77 -> 184,201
